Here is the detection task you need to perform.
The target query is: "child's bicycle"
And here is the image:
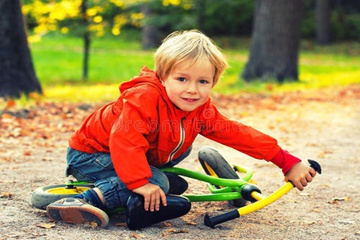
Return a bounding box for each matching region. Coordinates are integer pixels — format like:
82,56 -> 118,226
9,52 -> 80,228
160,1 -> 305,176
31,155 -> 321,228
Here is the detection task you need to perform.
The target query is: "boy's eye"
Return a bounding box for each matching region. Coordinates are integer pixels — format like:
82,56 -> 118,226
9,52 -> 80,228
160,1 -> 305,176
177,77 -> 186,82
199,79 -> 210,84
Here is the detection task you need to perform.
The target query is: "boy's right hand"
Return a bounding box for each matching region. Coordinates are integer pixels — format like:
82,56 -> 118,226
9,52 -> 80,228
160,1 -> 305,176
284,161 -> 316,191
133,183 -> 167,212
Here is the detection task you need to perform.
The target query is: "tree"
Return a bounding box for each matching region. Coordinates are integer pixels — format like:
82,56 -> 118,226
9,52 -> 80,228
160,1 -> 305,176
22,0 -> 129,82
242,0 -> 304,83
81,0 -> 91,81
0,0 -> 42,99
139,0 -> 195,49
315,0 -> 330,45
195,0 -> 206,30
141,3 -> 160,49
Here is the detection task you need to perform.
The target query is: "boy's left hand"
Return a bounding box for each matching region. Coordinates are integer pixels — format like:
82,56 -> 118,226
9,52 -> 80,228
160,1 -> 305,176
284,161 -> 317,191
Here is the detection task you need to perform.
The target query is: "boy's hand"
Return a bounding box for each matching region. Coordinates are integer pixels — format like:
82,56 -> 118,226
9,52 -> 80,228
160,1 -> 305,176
133,183 -> 167,211
284,162 -> 317,191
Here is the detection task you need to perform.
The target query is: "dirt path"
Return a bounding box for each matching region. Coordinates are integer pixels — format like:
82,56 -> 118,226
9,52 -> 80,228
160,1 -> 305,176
1,85 -> 359,239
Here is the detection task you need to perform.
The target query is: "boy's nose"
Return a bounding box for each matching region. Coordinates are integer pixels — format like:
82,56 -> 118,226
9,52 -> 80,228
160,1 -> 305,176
186,83 -> 197,93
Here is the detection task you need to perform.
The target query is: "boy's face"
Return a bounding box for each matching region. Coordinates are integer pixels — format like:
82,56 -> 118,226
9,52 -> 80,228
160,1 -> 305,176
162,57 -> 214,112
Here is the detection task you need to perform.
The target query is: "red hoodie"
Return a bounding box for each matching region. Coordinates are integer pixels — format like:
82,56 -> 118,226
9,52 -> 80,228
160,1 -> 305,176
69,67 -> 298,190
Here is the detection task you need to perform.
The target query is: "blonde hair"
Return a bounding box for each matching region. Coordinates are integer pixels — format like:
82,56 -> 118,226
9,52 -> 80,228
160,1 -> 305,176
154,30 -> 228,86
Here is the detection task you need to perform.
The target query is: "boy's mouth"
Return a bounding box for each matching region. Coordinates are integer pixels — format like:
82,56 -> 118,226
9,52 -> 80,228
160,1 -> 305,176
182,98 -> 198,103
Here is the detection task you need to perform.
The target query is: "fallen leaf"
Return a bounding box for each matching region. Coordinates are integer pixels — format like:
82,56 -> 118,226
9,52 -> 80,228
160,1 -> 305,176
1,112 -> 13,119
332,197 -> 350,201
24,151 -> 32,156
0,192 -> 14,198
89,221 -> 98,229
266,84 -> 274,91
161,228 -> 190,237
329,197 -> 351,204
114,222 -> 127,227
303,220 -> 316,225
167,228 -> 189,234
312,208 -> 322,213
36,223 -> 56,229
163,222 -> 172,227
5,99 -> 16,109
185,220 -> 197,225
0,157 -> 9,162
130,233 -> 145,238
306,143 -> 319,147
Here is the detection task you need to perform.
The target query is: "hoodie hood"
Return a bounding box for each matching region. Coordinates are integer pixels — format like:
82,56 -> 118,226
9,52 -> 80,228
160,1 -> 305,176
120,66 -> 191,118
120,66 -> 164,96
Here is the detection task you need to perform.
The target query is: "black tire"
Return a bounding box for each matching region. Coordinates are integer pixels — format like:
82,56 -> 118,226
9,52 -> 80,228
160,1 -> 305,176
198,146 -> 247,207
31,184 -> 92,210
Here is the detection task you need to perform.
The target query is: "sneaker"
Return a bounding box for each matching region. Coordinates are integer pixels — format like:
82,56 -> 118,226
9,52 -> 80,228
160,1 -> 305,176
164,172 -> 188,195
46,198 -> 109,228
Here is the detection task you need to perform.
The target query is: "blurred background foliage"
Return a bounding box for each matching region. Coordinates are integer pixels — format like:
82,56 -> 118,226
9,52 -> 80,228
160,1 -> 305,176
22,0 -> 360,42
10,0 -> 359,102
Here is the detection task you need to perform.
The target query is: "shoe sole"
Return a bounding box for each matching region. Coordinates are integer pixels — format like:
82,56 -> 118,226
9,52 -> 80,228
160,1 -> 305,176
47,203 -> 109,228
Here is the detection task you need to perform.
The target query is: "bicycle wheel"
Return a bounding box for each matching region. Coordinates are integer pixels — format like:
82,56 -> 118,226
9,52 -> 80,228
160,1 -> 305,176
31,184 -> 92,210
198,146 -> 247,207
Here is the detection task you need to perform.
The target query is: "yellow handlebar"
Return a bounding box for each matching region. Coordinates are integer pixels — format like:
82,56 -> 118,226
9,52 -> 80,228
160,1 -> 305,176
204,182 -> 294,228
204,159 -> 321,228
238,182 -> 294,216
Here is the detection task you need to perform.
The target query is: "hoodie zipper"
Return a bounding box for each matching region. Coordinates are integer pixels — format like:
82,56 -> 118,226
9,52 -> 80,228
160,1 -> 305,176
167,117 -> 185,162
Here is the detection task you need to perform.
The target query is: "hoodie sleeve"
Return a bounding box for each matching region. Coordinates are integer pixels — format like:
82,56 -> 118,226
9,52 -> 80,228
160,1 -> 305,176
109,86 -> 158,190
200,103 -> 300,175
200,103 -> 281,161
271,149 -> 301,175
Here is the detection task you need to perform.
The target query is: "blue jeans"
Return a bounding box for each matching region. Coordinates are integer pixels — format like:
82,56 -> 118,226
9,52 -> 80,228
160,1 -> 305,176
65,147 -> 192,209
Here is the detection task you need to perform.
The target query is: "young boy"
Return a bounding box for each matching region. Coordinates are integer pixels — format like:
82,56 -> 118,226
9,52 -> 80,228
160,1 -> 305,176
47,30 -> 316,229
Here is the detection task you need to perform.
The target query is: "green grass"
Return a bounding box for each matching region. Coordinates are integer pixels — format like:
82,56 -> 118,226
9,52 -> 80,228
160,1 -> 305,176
30,32 -> 360,102
31,33 -> 153,85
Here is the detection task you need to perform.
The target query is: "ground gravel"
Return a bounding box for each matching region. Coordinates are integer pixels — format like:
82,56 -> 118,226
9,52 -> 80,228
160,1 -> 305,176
1,85 -> 359,239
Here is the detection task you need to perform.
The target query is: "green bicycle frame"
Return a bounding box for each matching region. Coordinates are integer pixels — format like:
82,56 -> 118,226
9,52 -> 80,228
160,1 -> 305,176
161,165 -> 253,202
64,164 -> 254,203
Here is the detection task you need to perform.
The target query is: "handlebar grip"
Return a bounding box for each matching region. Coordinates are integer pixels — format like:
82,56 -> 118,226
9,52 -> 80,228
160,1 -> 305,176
308,159 -> 322,174
204,210 -> 240,228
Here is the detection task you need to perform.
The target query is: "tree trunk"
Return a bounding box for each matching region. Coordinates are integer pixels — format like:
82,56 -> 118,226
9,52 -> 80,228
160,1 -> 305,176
242,0 -> 304,83
196,0 -> 206,30
141,4 -> 160,49
0,0 -> 42,98
83,32 -> 90,81
81,0 -> 90,81
316,0 -> 331,45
